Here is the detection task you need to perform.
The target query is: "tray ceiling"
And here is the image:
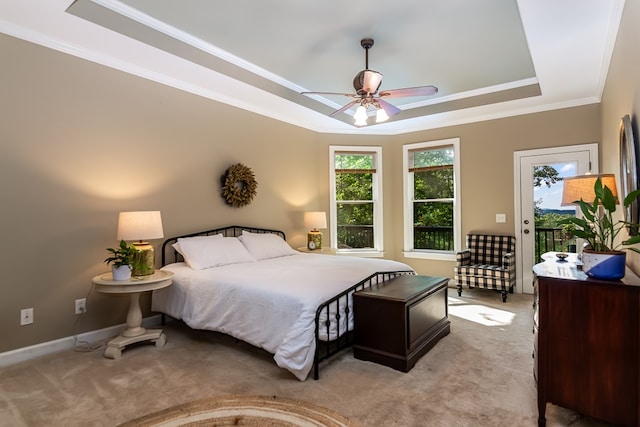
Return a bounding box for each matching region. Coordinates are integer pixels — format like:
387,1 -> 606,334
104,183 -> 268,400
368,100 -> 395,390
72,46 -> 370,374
1,0 -> 625,134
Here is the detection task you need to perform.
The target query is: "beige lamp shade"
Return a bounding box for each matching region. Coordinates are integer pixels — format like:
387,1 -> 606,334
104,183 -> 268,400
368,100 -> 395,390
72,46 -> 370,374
116,211 -> 164,276
561,174 -> 618,206
304,211 -> 326,251
117,211 -> 164,241
304,211 -> 327,231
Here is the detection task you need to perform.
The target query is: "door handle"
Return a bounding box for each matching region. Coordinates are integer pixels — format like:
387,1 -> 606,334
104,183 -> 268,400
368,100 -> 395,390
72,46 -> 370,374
523,229 -> 530,234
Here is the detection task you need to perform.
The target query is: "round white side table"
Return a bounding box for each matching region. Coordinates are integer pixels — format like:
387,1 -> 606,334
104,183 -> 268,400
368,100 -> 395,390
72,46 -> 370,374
92,270 -> 173,359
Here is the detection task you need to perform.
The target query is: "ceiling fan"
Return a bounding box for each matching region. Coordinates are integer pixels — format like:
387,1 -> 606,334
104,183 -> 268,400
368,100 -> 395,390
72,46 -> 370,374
302,38 -> 438,126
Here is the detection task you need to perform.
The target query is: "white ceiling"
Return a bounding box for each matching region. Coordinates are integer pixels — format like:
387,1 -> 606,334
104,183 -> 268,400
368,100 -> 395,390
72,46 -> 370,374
0,0 -> 625,135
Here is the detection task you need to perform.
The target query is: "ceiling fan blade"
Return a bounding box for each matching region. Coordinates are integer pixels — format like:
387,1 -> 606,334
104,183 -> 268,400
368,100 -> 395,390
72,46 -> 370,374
376,98 -> 401,117
329,100 -> 359,117
301,91 -> 357,98
378,85 -> 438,98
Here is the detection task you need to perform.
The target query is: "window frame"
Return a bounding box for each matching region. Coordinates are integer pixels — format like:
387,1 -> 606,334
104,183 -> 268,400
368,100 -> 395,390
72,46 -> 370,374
329,146 -> 384,256
402,138 -> 461,260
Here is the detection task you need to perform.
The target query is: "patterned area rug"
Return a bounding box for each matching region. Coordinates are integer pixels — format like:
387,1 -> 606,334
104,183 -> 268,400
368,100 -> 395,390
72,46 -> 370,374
119,394 -> 360,427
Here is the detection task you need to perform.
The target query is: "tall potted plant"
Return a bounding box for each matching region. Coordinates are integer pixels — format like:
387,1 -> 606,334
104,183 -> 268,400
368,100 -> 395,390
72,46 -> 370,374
104,240 -> 138,281
561,177 -> 640,279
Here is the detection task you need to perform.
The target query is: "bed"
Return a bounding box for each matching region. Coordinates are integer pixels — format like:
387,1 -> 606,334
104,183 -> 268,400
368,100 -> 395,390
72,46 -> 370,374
151,225 -> 414,380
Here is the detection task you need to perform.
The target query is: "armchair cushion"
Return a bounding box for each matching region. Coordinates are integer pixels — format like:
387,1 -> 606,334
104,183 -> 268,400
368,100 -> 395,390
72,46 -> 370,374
456,264 -> 511,280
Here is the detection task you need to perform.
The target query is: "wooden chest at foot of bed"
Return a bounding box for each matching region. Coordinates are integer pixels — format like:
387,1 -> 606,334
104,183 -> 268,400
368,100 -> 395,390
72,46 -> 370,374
353,275 -> 450,372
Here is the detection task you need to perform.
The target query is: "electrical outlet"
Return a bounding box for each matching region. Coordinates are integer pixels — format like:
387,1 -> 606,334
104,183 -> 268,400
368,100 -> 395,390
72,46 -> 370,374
75,298 -> 86,315
20,308 -> 33,325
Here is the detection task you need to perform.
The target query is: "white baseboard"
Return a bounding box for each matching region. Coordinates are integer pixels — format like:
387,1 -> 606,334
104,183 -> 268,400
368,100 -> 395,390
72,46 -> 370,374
0,314 -> 163,369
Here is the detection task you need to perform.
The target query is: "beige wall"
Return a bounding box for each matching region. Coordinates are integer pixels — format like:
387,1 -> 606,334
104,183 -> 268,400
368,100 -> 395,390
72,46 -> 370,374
600,0 -> 640,274
4,0 -> 636,354
0,35 -> 320,352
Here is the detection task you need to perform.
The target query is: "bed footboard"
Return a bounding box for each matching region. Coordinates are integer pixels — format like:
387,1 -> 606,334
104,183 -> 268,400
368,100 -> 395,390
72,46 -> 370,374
313,270 -> 415,380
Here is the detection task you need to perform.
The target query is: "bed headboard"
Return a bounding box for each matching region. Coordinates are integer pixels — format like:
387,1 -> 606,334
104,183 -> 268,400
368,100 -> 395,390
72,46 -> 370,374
161,225 -> 287,266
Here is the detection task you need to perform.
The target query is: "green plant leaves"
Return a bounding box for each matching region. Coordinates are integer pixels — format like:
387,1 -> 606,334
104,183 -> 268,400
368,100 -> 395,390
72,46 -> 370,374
104,240 -> 139,267
559,177 -> 640,252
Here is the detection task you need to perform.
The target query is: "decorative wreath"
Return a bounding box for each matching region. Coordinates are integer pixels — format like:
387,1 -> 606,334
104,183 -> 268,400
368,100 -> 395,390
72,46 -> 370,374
221,163 -> 258,208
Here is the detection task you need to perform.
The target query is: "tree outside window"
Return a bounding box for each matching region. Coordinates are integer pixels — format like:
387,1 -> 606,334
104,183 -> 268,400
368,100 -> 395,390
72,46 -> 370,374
330,147 -> 382,252
404,138 -> 460,258
411,146 -> 455,250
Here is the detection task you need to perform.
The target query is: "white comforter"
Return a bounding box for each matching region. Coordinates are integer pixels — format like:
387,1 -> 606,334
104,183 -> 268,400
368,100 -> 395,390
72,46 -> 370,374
151,253 -> 412,380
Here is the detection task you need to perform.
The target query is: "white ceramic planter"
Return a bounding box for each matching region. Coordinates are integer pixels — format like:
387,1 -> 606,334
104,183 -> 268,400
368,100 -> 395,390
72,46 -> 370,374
581,250 -> 626,280
111,265 -> 132,281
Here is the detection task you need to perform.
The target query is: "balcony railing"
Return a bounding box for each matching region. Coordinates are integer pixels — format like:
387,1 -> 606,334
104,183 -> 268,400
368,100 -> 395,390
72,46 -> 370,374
337,225 -> 575,261
336,225 -> 455,250
337,225 -> 374,249
535,227 -> 576,262
414,226 -> 454,251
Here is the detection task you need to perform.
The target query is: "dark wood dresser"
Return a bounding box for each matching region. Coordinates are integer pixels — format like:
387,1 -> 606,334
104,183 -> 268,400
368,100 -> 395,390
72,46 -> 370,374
533,254 -> 640,427
353,275 -> 450,372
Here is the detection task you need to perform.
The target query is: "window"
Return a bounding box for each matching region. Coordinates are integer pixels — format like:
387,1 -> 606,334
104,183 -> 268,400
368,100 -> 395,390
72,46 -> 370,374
330,146 -> 383,254
403,139 -> 461,260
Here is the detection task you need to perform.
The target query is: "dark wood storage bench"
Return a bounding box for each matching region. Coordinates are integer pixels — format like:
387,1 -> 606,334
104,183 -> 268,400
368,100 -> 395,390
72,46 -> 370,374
353,275 -> 450,372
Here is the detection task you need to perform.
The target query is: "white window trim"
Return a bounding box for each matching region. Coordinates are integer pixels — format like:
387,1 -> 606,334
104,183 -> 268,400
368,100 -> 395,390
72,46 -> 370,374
402,138 -> 461,261
329,145 -> 384,255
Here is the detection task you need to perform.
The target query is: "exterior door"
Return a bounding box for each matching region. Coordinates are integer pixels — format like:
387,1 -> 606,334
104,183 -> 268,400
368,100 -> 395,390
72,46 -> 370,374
514,144 -> 598,294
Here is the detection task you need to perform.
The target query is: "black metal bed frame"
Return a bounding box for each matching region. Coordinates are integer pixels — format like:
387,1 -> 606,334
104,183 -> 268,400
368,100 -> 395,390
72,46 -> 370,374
161,225 -> 285,266
312,269 -> 414,379
160,225 -> 414,380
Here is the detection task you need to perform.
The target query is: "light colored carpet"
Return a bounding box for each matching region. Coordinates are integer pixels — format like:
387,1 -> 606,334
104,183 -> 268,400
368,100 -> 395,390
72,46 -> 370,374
118,394 -> 359,426
0,288 -> 614,426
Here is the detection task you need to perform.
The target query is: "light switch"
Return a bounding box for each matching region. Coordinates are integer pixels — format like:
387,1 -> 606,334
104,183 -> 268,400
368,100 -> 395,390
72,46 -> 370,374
496,214 -> 506,223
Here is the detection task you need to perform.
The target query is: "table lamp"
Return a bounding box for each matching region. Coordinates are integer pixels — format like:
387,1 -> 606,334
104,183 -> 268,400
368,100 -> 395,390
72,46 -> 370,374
560,173 -> 618,257
304,211 -> 327,250
117,211 -> 164,276
561,174 -> 618,206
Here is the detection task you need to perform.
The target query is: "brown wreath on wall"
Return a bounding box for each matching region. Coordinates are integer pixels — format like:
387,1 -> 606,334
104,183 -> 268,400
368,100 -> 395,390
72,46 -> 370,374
221,163 -> 258,208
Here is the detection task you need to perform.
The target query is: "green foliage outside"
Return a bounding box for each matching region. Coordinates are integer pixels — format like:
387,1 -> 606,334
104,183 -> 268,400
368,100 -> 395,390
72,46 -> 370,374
332,156 -> 579,255
335,147 -> 457,250
532,166 -> 576,258
412,147 -> 454,250
335,153 -> 374,248
533,165 -> 563,222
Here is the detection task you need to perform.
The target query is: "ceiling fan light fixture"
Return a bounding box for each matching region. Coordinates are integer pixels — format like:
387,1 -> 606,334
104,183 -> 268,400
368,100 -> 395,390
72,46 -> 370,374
301,38 -> 437,127
354,117 -> 368,127
353,105 -> 369,126
354,70 -> 383,95
354,104 -> 368,119
376,107 -> 389,123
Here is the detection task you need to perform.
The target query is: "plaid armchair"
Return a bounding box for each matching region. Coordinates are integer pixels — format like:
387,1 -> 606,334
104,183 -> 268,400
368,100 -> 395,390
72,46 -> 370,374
454,234 -> 516,302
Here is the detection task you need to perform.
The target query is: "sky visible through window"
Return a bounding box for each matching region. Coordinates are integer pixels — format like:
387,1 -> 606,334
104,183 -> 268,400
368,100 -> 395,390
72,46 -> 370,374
535,162 -> 577,211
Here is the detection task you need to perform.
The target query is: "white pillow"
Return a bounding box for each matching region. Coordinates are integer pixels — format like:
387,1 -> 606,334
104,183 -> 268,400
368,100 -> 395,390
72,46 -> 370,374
238,231 -> 298,260
172,233 -> 222,257
176,236 -> 255,270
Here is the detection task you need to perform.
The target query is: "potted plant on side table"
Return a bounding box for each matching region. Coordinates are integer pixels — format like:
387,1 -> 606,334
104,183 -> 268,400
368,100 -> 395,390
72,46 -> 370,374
104,240 -> 139,281
561,176 -> 640,280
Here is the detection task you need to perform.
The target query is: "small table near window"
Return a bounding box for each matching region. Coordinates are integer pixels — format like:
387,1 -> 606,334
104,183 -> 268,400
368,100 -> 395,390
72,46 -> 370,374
92,270 -> 173,359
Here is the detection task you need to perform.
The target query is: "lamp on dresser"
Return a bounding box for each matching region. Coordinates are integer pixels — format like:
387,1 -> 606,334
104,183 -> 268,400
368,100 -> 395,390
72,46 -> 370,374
304,211 -> 327,250
117,211 -> 164,276
560,173 -> 618,205
559,173 -> 640,280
